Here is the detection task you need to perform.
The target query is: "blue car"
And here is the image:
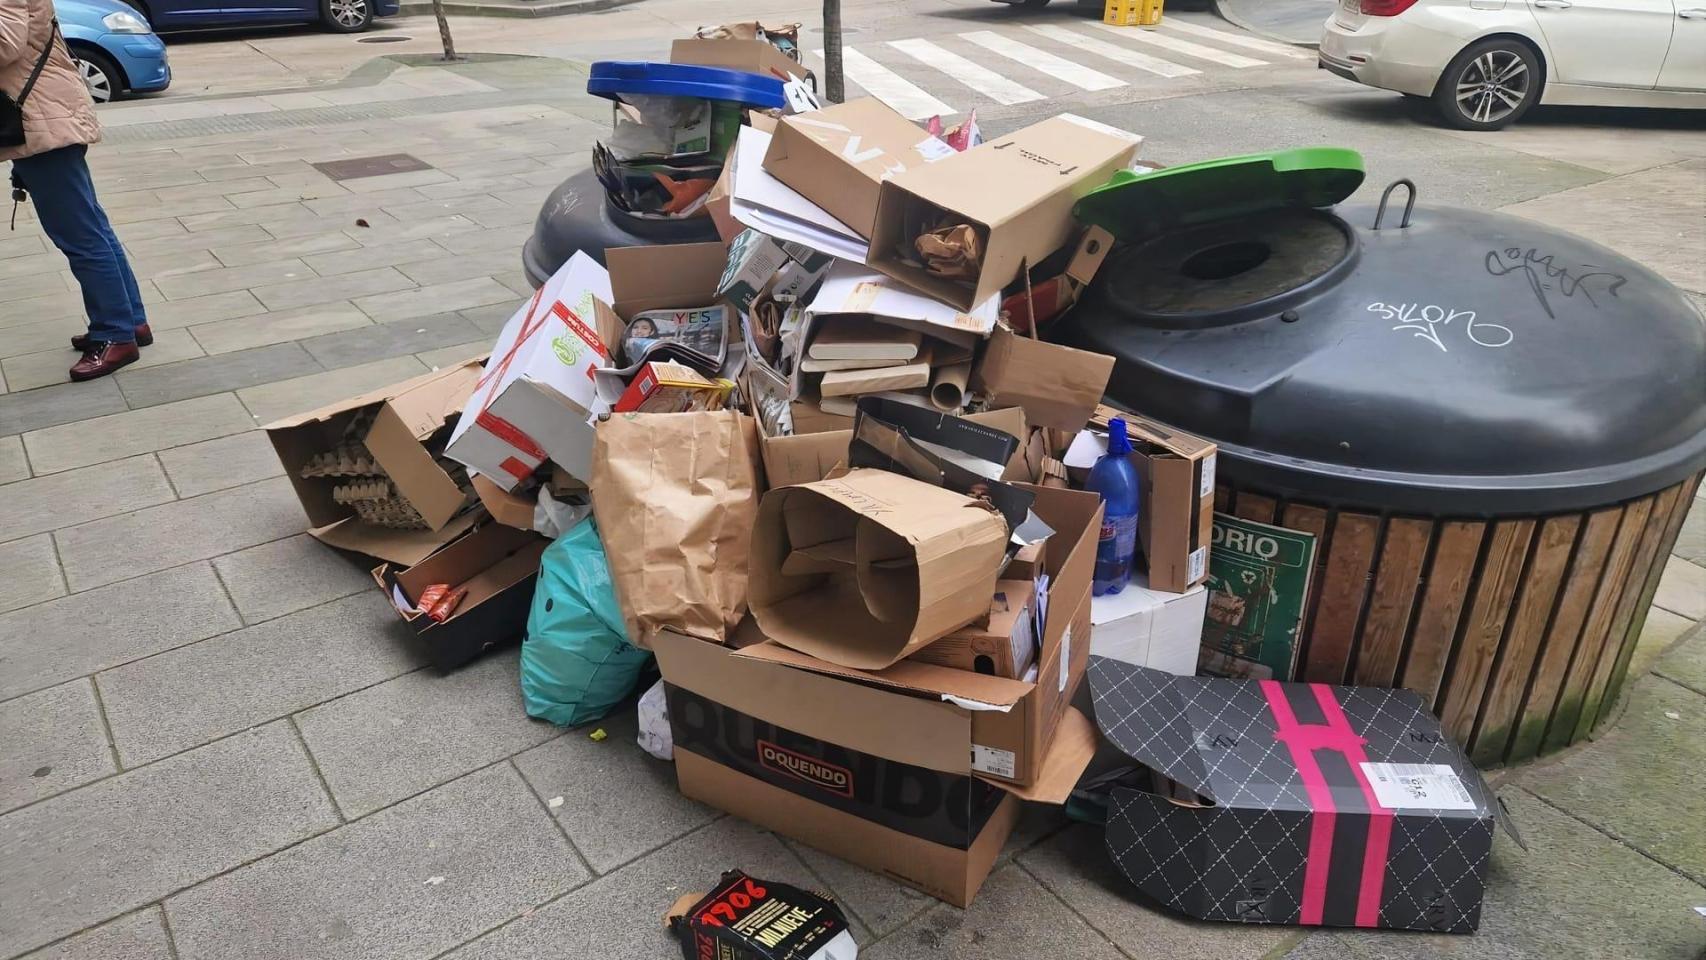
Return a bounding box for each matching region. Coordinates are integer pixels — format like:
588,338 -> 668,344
58,0 -> 170,102
121,0 -> 397,34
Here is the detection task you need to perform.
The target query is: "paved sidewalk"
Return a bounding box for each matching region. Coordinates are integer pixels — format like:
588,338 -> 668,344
2,54 -> 1705,960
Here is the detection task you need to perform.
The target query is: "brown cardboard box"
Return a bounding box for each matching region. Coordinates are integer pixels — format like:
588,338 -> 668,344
266,359 -> 481,564
655,620 -> 1097,907
973,328 -> 1115,433
670,37 -> 809,81
704,162 -> 740,246
763,98 -> 949,239
1088,406 -> 1217,593
373,520 -> 548,669
788,398 -> 853,436
907,579 -> 1038,679
749,469 -> 1008,669
867,115 -> 1140,310
737,483 -> 1100,785
471,474 -> 535,531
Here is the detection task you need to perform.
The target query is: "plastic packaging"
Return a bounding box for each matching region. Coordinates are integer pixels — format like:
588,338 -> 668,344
1087,417 -> 1141,596
636,678 -> 673,761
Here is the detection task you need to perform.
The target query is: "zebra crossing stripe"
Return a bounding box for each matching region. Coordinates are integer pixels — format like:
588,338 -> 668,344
1158,19 -> 1316,60
887,37 -> 1045,105
817,45 -> 955,119
1023,23 -> 1201,79
958,30 -> 1126,91
1089,21 -> 1269,68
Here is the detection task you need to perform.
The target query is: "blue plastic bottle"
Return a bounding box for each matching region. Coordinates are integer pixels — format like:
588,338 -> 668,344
1087,417 -> 1141,596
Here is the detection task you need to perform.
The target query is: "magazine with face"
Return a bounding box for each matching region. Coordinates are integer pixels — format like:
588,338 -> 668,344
608,304 -> 729,378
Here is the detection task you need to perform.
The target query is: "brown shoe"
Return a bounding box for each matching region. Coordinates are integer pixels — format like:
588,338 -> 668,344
72,323 -> 152,351
70,341 -> 140,382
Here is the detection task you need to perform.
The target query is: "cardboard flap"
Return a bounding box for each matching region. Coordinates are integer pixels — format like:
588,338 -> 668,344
262,359 -> 481,431
607,242 -> 731,308
984,707 -> 1096,803
1086,655 -> 1214,799
974,328 -> 1114,433
735,641 -> 1031,708
1494,793 -> 1527,850
309,510 -> 482,566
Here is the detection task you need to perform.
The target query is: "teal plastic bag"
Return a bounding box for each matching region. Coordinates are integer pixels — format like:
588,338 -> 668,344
520,518 -> 653,727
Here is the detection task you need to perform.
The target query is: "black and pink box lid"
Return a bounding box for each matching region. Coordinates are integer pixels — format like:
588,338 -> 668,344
1087,656 -> 1522,934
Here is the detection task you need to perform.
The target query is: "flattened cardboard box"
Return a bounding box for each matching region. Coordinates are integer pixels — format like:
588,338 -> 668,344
656,621 -> 1097,908
764,98 -> 953,239
1087,657 -> 1521,933
266,358 -> 481,565
741,483 -> 1102,787
868,115 -> 1140,310
373,521 -> 547,670
1084,406 -> 1217,593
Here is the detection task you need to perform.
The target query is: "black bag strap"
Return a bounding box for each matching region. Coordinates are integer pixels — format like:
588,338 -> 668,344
17,20 -> 60,107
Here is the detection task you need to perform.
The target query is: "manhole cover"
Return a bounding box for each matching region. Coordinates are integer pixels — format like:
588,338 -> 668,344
313,153 -> 433,181
357,35 -> 411,42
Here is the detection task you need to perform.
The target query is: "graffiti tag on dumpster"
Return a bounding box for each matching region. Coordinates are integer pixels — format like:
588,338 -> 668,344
1484,247 -> 1626,320
1367,302 -> 1513,353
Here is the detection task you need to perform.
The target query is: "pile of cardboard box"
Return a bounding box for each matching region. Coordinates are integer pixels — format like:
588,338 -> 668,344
257,24 -> 1517,939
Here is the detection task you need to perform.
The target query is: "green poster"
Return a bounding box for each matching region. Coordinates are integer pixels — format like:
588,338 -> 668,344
1198,514 -> 1319,681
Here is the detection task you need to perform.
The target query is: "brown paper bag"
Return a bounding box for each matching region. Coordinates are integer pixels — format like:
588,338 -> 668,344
590,410 -> 761,649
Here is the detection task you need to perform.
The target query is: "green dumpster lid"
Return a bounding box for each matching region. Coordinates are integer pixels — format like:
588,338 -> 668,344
1073,147 -> 1366,243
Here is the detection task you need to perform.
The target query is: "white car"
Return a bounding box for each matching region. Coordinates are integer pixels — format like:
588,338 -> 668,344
1320,0 -> 1706,129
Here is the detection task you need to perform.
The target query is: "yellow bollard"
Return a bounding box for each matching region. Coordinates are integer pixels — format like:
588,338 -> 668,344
1103,0 -> 1164,26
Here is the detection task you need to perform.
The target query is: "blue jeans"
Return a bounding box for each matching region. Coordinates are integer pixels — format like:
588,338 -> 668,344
11,144 -> 146,344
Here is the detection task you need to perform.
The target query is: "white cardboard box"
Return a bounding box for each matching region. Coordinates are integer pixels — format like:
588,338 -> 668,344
1089,573 -> 1207,676
444,252 -> 614,490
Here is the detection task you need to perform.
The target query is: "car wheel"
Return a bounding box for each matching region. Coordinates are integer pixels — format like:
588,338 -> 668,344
321,0 -> 373,33
1433,38 -> 1542,131
71,47 -> 122,104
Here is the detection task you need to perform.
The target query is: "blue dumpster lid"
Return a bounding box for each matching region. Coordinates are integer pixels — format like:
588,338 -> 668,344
588,61 -> 787,109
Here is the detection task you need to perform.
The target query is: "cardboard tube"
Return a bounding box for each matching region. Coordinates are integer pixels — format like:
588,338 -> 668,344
929,361 -> 972,412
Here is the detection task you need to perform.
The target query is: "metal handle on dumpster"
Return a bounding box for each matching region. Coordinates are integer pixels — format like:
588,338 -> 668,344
1373,179 -> 1416,231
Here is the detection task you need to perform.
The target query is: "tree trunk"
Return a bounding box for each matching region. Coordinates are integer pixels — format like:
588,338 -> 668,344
432,0 -> 458,62
822,0 -> 844,103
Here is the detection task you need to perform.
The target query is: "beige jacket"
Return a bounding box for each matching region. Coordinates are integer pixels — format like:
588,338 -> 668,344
0,0 -> 100,163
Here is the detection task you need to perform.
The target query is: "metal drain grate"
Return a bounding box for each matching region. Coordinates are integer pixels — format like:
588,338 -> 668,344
313,152 -> 433,180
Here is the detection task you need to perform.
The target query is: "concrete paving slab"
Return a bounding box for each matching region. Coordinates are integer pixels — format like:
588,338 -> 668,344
1675,497 -> 1705,566
24,393 -> 256,475
0,271 -> 75,304
0,316 -> 84,358
395,249 -> 522,286
249,266 -> 418,313
0,330 -> 205,394
54,475 -> 303,591
417,341 -> 488,370
863,864 -> 1127,960
785,841 -> 935,939
115,342 -> 323,409
0,454 -> 176,544
0,435 -> 28,484
212,533 -> 374,624
434,224 -> 532,257
153,259 -> 316,302
1282,787 -> 1706,959
1019,822 -> 1301,960
1499,160 -> 1706,295
0,679 -> 115,815
352,276 -> 517,323
189,303 -> 372,355
157,429 -> 285,498
295,649 -> 560,818
0,376 -> 129,437
511,709 -> 718,875
1628,605 -> 1699,684
236,355 -> 429,424
209,230 -> 361,268
0,562 -> 240,702
16,907 -> 173,960
460,300 -> 521,334
130,288 -> 268,330
1656,623 -> 1706,695
0,234 -> 46,260
97,591 -> 423,766
0,721 -> 338,958
342,213 -> 481,247
0,534 -> 65,615
164,763 -> 588,960
300,237 -> 447,276
302,311 -> 485,369
1654,555 -> 1706,621
441,819 -> 810,960
1517,676 -> 1706,883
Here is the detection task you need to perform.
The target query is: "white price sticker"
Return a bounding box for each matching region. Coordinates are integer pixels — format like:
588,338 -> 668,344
1187,546 -> 1208,583
972,744 -> 1016,779
1360,763 -> 1477,811
1200,453 -> 1217,498
914,136 -> 955,163
1059,626 -> 1071,693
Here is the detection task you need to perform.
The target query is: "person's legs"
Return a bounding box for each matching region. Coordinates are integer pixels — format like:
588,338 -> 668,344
12,144 -> 147,344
